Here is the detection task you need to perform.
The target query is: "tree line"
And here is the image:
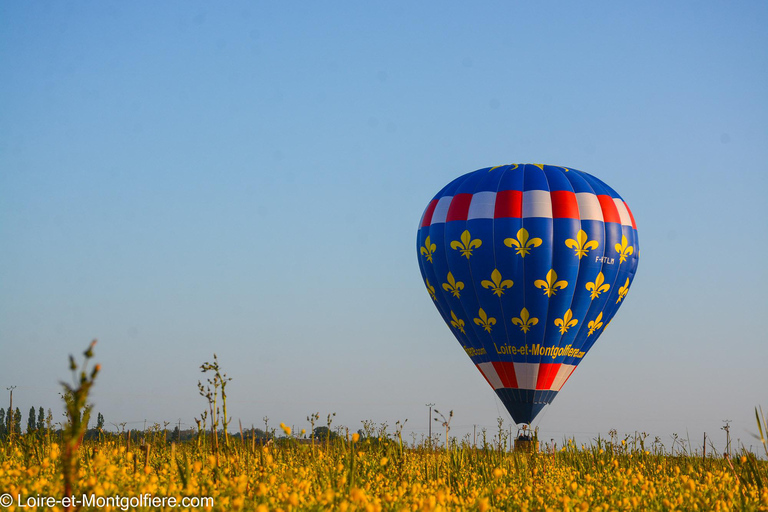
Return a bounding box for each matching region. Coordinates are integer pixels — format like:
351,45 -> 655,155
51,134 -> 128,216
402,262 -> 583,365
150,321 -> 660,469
0,406 -> 105,440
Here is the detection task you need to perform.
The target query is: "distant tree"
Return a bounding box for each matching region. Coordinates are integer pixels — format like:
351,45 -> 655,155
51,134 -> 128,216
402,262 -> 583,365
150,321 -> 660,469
27,406 -> 36,433
0,408 -> 6,438
96,412 -> 104,430
37,407 -> 45,432
312,426 -> 339,442
14,407 -> 21,435
248,428 -> 271,441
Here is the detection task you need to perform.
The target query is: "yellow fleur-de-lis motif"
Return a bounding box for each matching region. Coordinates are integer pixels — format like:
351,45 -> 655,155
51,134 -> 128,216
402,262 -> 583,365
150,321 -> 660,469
565,230 -> 599,259
585,272 -> 611,300
588,312 -> 604,336
534,269 -> 568,297
420,235 -> 436,263
504,228 -> 542,258
442,272 -> 464,298
616,278 -> 630,304
450,230 -> 482,259
425,279 -> 437,301
554,309 -> 578,334
511,307 -> 538,333
450,311 -> 465,334
615,235 -> 634,264
473,308 -> 496,333
481,269 -> 514,297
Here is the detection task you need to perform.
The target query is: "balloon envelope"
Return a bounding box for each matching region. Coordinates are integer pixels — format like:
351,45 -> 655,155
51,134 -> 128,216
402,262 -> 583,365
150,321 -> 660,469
417,164 -> 639,425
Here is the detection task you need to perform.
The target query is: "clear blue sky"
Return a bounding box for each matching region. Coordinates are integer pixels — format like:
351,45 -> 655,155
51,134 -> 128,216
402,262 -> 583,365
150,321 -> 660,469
1,1 -> 766,451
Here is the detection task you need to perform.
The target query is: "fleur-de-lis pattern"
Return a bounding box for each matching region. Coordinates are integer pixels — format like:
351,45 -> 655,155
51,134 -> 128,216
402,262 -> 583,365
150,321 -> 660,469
450,311 -> 465,334
554,309 -> 578,334
616,278 -> 630,304
417,164 -> 639,426
565,230 -> 599,259
504,228 -> 542,258
585,272 -> 610,300
442,272 -> 464,298
615,235 -> 634,264
534,269 -> 568,297
473,308 -> 496,333
425,279 -> 437,301
511,307 -> 538,333
450,230 -> 482,259
481,269 -> 513,296
587,312 -> 604,336
420,236 -> 436,263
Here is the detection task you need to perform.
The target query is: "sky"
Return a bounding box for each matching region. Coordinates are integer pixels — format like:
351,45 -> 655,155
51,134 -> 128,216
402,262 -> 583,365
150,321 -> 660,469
1,1 -> 767,453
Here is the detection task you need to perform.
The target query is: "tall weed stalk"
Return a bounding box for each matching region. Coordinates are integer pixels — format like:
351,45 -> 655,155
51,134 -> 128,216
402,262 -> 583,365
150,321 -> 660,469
60,340 -> 100,511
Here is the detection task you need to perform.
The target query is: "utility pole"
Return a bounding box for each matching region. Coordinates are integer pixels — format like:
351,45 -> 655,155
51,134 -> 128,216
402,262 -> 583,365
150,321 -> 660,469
426,403 -> 435,443
7,386 -> 16,439
722,420 -> 731,458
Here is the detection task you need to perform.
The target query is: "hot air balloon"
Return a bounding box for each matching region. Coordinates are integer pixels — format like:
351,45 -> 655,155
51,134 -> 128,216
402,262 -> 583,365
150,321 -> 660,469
417,164 -> 639,426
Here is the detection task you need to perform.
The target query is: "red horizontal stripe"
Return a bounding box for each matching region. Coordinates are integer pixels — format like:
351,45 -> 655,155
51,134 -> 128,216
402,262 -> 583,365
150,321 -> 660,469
597,195 -> 621,224
420,199 -> 438,227
550,190 -> 579,219
492,361 -> 518,388
494,190 -> 523,218
536,363 -> 560,390
446,193 -> 472,222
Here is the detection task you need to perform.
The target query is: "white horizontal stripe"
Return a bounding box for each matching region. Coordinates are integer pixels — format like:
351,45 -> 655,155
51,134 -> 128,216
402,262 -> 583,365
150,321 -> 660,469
477,362 -> 503,390
522,190 -> 553,218
550,364 -> 577,391
513,362 -> 539,390
575,193 -> 603,222
467,191 -> 497,220
430,196 -> 453,224
613,198 -> 632,227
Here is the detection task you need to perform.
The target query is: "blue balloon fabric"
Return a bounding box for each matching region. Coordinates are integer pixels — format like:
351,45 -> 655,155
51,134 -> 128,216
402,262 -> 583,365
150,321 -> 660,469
417,164 -> 639,425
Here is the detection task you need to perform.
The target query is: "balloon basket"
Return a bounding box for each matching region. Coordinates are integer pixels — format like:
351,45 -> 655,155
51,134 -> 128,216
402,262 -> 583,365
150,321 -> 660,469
513,426 -> 539,453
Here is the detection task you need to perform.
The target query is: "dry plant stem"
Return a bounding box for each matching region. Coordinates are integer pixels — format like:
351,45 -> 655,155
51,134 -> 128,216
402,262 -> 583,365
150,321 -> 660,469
756,407 -> 768,457
221,378 -> 230,449
199,354 -> 232,463
60,340 -> 100,512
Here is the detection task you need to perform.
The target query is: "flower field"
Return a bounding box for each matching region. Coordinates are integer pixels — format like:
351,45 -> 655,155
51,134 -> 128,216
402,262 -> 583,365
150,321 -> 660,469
1,345 -> 765,511
1,430 -> 767,511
